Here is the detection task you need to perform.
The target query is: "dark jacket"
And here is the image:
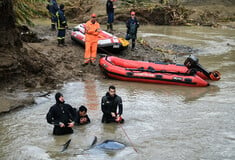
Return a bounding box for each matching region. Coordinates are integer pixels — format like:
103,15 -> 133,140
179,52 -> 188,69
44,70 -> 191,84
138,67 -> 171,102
46,0 -> 58,15
46,101 -> 75,135
56,9 -> 67,29
126,17 -> 139,35
101,92 -> 123,123
106,0 -> 114,14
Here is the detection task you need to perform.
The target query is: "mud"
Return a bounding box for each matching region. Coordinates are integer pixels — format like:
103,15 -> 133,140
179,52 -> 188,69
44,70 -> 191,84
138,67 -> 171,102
1,0 -> 234,113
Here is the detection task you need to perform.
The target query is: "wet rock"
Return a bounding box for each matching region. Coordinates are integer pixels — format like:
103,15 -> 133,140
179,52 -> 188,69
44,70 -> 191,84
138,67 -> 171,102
18,25 -> 42,43
0,95 -> 35,114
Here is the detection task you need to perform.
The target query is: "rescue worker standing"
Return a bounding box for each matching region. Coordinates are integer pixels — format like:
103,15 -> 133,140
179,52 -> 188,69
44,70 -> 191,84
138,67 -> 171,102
125,11 -> 139,51
46,92 -> 75,135
46,0 -> 58,30
106,0 -> 116,32
83,13 -> 100,66
101,85 -> 124,123
56,4 -> 68,46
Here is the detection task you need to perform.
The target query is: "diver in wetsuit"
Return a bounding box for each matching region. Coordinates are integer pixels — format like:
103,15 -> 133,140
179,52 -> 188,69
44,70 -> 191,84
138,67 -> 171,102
101,85 -> 124,123
46,92 -> 75,135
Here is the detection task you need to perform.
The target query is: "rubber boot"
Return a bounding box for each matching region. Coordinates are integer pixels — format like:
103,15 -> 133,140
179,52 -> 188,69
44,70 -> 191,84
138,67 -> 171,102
110,24 -> 113,31
51,24 -> 56,31
131,40 -> 135,51
107,23 -> 110,32
58,39 -> 63,47
61,39 -> 67,46
57,39 -> 61,46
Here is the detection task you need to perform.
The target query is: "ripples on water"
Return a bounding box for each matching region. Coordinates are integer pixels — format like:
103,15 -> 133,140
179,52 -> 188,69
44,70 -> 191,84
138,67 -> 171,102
0,25 -> 235,160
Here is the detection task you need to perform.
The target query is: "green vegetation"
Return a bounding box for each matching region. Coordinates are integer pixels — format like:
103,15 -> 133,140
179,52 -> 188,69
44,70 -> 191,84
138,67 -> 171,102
14,0 -> 47,26
119,0 -> 152,7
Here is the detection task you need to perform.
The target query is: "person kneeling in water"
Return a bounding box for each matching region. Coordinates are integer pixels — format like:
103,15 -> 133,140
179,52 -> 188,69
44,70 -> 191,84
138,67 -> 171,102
75,105 -> 90,125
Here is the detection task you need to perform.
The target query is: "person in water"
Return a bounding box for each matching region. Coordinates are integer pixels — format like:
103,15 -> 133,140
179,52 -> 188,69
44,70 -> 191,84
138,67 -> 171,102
125,11 -> 139,51
75,105 -> 91,125
101,85 -> 124,123
46,92 -> 75,135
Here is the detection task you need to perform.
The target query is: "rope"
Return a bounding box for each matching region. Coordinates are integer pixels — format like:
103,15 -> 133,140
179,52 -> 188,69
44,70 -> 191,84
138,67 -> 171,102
119,123 -> 138,153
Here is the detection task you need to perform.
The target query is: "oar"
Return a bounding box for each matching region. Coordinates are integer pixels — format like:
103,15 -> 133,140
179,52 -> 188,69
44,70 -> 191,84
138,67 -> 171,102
126,67 -> 194,76
61,139 -> 71,152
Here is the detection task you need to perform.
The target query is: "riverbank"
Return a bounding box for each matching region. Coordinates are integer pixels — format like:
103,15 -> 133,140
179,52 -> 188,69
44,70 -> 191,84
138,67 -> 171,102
0,21 -> 170,114
1,0 -> 235,113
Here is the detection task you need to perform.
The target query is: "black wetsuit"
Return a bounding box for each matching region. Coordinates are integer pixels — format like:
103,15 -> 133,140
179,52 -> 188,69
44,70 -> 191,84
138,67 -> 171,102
101,92 -> 123,123
46,101 -> 75,135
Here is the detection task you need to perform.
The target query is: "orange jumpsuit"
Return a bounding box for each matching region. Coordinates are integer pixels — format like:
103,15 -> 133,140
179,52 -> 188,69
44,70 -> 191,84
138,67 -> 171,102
84,20 -> 100,64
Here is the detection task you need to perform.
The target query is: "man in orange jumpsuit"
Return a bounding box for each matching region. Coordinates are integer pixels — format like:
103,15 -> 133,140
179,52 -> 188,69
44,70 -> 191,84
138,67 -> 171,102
83,13 -> 100,66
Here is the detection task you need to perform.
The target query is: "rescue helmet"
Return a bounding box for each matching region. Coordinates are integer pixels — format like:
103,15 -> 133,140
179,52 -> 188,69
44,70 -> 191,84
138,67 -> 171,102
91,13 -> 97,18
131,11 -> 135,15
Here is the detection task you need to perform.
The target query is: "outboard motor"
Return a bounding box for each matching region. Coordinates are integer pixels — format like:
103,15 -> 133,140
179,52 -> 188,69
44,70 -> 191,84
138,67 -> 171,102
184,55 -> 221,81
184,55 -> 199,69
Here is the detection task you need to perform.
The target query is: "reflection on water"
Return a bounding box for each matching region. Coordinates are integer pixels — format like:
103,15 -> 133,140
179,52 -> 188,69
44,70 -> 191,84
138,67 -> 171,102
84,80 -> 99,110
0,25 -> 235,160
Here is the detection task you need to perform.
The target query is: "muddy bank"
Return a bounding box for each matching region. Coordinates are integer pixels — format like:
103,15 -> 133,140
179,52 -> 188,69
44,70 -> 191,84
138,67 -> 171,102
1,21 -> 198,113
0,25 -> 156,113
1,0 -> 234,113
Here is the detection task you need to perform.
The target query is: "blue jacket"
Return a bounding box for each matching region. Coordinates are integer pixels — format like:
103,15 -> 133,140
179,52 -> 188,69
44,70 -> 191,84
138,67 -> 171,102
47,0 -> 58,15
56,9 -> 67,29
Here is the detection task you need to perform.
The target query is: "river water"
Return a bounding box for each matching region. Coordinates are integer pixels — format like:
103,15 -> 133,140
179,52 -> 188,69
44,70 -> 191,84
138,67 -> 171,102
0,25 -> 234,160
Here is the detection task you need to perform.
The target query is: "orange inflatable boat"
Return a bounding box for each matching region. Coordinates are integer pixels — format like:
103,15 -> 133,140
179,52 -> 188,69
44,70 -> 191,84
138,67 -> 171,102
99,55 -> 221,87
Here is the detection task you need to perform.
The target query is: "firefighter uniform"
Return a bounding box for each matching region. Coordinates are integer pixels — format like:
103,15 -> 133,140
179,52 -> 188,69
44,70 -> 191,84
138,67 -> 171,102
46,0 -> 58,30
56,4 -> 67,46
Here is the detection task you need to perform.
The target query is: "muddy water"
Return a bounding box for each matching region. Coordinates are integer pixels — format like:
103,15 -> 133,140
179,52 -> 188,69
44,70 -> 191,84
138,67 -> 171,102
0,25 -> 235,160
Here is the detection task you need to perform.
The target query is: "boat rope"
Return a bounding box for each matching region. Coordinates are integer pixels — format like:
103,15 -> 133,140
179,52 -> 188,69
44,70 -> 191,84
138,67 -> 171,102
98,47 -> 115,56
118,123 -> 138,153
126,67 -> 195,76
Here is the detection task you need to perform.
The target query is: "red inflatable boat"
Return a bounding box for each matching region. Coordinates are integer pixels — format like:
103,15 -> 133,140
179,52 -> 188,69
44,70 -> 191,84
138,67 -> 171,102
71,24 -> 129,52
99,55 -> 221,87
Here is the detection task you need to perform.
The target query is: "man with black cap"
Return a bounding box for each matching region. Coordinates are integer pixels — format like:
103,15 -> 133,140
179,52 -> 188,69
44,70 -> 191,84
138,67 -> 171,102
46,92 -> 75,135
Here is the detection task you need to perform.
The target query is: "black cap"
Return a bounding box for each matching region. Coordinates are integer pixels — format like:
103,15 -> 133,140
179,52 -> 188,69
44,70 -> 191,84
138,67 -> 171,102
60,4 -> 64,9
